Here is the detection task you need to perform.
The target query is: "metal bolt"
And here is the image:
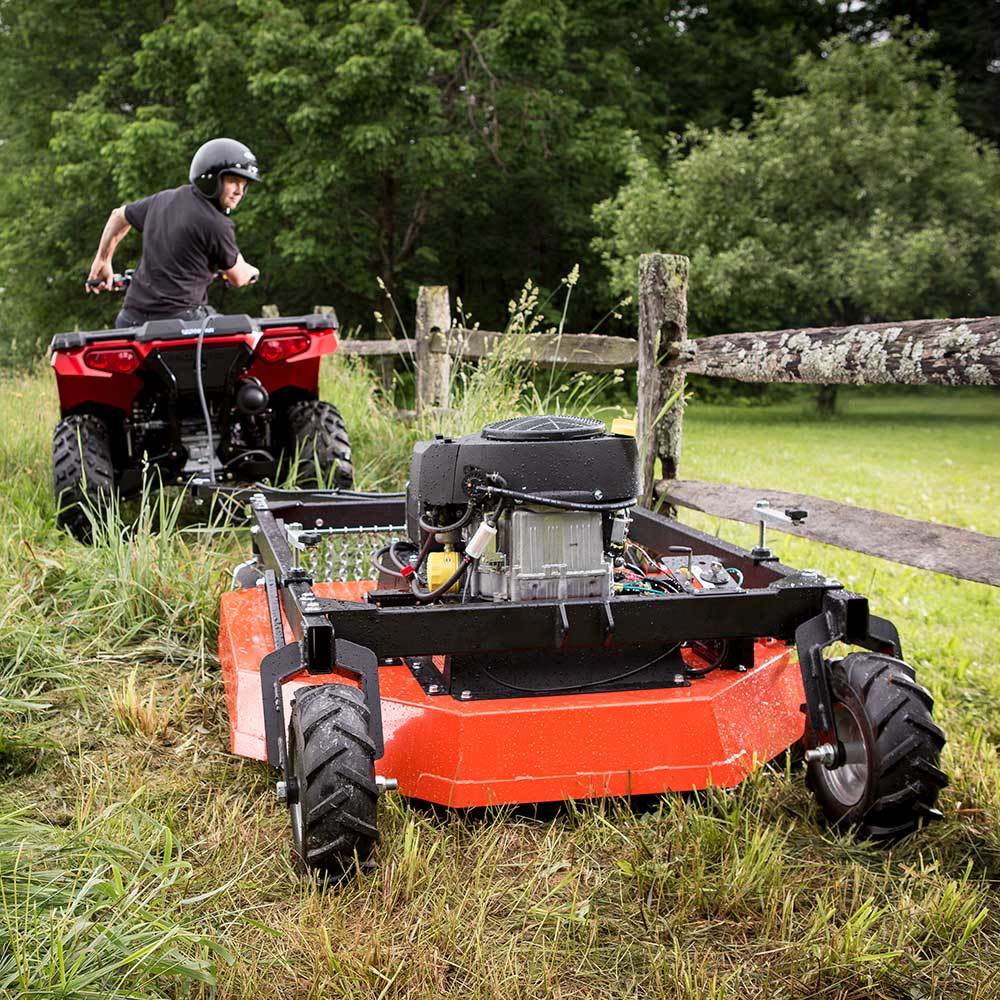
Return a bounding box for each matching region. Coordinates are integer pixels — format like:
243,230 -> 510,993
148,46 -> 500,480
275,780 -> 288,801
427,683 -> 441,695
804,743 -> 838,768
673,674 -> 686,685
376,775 -> 399,794
460,690 -> 472,700
250,525 -> 259,535
594,489 -> 603,500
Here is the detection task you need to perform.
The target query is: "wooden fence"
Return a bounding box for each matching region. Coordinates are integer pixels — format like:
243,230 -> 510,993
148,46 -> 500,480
323,253 -> 1000,586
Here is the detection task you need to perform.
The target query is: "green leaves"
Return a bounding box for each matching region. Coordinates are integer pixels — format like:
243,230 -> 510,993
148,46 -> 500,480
595,32 -> 1000,336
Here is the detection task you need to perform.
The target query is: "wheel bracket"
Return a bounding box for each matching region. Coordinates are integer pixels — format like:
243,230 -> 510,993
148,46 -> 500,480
795,590 -> 903,750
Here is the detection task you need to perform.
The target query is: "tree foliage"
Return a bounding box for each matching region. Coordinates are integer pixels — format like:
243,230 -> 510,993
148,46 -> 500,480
0,3 -> 996,360
594,33 -> 1000,336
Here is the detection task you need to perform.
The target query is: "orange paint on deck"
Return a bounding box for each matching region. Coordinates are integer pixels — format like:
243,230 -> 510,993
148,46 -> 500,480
219,582 -> 805,807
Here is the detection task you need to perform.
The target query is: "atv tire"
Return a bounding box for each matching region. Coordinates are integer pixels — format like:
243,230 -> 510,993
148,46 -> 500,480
806,652 -> 947,841
52,414 -> 115,543
286,683 -> 378,878
287,400 -> 353,489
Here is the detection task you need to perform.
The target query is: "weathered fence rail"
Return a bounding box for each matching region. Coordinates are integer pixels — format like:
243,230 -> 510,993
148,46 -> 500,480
670,316 -> 1000,386
308,252 -> 999,586
338,338 -> 416,356
657,480 -> 1000,588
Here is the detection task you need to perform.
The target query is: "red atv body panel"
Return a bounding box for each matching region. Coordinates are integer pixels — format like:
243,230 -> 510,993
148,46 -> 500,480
219,582 -> 806,807
50,316 -> 338,417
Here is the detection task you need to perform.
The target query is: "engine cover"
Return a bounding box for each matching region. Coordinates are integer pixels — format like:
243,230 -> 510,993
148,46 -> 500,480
407,415 -> 639,514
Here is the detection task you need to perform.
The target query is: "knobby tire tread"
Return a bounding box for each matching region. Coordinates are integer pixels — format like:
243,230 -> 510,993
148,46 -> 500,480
288,683 -> 378,877
807,652 -> 947,842
52,414 -> 116,542
287,400 -> 354,489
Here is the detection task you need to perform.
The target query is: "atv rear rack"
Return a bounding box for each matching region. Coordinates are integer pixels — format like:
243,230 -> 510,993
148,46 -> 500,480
225,488 -> 902,778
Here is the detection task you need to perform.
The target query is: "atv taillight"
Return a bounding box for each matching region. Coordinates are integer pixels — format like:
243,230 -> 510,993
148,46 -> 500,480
83,346 -> 140,374
257,334 -> 310,363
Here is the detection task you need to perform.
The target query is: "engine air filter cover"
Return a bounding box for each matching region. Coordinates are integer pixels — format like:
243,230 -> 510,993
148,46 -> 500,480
407,413 -> 639,511
482,415 -> 605,442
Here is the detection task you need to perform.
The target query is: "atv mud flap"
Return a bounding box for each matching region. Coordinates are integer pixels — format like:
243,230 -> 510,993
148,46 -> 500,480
220,584 -> 805,807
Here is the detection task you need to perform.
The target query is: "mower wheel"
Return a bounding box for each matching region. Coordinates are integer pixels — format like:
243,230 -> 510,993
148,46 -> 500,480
52,414 -> 115,543
287,400 -> 353,489
286,683 -> 378,877
806,652 -> 947,841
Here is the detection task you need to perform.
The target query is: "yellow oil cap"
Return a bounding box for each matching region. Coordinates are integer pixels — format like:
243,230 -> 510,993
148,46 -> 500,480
610,417 -> 636,437
427,550 -> 462,592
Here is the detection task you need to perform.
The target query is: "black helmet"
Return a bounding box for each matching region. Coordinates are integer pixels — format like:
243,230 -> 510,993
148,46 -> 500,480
189,137 -> 261,199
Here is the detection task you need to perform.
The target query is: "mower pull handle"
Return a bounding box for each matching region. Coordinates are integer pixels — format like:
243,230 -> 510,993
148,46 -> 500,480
752,499 -> 809,560
754,499 -> 808,526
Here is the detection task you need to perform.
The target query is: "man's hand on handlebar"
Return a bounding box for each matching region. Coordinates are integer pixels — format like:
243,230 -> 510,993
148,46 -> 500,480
221,253 -> 260,288
85,268 -> 132,294
218,269 -> 259,286
85,261 -> 114,294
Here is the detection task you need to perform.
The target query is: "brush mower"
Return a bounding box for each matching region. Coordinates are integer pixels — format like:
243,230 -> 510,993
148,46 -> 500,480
50,271 -> 352,541
215,415 -> 947,877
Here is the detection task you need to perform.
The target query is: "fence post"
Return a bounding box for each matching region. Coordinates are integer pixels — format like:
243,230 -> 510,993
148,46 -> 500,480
415,285 -> 452,416
636,253 -> 689,505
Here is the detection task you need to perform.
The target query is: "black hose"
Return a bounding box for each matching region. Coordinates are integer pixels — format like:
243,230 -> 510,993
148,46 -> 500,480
473,484 -> 636,513
475,644 -> 682,694
223,449 -> 275,469
375,531 -> 434,581
409,555 -> 471,603
372,545 -> 405,579
418,504 -> 475,534
388,538 -> 420,569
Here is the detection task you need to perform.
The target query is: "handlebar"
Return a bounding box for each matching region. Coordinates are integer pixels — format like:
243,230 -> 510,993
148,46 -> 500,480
85,267 -> 258,293
85,269 -> 133,292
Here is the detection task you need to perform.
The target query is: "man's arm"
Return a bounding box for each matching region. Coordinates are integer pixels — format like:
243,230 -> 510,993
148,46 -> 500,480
86,206 -> 131,293
222,252 -> 260,288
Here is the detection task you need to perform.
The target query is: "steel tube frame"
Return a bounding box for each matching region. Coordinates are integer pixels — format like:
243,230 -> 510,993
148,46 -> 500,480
233,489 -> 902,771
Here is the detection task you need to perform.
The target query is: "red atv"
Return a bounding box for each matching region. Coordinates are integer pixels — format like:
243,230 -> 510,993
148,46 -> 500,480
50,272 -> 353,541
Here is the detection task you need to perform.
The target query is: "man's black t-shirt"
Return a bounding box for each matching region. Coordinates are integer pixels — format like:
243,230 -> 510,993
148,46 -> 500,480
123,185 -> 239,317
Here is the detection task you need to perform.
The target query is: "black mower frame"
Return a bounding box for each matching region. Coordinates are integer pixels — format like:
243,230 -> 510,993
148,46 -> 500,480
206,485 -> 904,783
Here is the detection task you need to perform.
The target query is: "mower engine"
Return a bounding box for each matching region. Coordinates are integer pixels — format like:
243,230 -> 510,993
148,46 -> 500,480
403,416 -> 639,602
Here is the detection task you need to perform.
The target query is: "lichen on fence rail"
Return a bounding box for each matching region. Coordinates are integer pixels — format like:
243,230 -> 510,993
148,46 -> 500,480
670,317 -> 1000,387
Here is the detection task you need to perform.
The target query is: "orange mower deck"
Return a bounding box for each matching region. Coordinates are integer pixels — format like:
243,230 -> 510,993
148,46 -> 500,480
219,582 -> 806,807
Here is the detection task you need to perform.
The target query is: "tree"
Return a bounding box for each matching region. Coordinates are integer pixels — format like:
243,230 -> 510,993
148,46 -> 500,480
0,0 -> 172,357
850,2 -> 1000,146
0,0 -> 897,359
594,32 -> 1000,343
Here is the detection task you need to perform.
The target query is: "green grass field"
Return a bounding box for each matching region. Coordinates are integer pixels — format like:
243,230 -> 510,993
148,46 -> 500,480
0,360 -> 997,999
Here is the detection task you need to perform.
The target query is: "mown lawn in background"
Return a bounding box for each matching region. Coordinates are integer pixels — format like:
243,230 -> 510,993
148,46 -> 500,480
0,361 -> 996,999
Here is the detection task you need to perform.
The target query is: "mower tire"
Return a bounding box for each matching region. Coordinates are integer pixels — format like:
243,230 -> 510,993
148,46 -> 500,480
287,400 -> 353,489
286,683 -> 378,877
52,414 -> 115,543
806,652 -> 947,841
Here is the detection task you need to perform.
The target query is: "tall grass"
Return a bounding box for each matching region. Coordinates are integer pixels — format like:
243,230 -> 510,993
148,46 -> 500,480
1,809 -> 224,998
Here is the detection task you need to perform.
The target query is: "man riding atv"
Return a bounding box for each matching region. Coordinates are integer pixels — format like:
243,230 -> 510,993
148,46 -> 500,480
50,136 -> 353,542
86,137 -> 261,325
